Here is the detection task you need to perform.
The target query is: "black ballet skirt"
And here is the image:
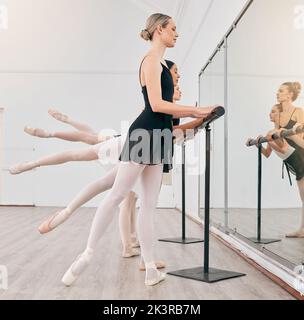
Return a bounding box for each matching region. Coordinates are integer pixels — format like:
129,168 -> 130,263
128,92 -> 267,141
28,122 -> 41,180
119,61 -> 175,173
172,118 -> 180,126
280,112 -> 304,183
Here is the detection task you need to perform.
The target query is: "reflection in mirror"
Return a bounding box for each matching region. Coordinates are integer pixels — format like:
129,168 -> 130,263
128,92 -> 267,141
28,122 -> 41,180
226,0 -> 304,265
199,46 -> 225,226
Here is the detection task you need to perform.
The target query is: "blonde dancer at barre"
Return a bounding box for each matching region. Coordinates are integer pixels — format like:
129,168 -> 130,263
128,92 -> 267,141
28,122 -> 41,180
248,82 -> 304,238
10,58 -> 203,261
57,13 -> 215,287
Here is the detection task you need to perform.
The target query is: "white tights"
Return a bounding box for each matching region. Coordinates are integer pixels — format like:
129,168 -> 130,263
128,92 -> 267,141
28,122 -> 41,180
85,162 -> 163,280
119,191 -> 138,251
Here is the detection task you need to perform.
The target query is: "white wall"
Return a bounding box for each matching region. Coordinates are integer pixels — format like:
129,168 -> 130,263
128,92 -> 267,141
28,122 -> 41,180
173,0 -> 249,218
1,0 -> 272,210
0,0 -> 178,207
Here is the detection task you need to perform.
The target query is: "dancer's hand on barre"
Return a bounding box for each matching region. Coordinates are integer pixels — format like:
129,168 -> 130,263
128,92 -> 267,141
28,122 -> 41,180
245,138 -> 254,147
255,135 -> 264,147
193,105 -> 219,118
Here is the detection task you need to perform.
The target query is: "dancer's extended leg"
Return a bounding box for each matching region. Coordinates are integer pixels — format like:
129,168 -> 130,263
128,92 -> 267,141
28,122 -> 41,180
24,126 -> 100,145
38,165 -> 119,234
48,109 -> 97,134
52,131 -> 100,144
9,148 -> 98,175
286,177 -> 304,238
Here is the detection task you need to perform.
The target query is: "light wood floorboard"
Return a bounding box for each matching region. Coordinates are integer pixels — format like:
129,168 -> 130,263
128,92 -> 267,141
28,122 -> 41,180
0,207 -> 294,300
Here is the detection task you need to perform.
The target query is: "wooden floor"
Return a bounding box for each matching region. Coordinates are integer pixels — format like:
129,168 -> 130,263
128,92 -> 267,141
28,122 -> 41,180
209,208 -> 304,265
0,207 -> 294,300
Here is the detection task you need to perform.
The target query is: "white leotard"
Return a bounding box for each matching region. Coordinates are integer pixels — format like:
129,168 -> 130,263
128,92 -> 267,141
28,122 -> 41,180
273,144 -> 295,160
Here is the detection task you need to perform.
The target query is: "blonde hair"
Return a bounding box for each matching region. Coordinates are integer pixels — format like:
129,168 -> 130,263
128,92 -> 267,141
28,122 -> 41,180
282,82 -> 302,101
140,13 -> 171,41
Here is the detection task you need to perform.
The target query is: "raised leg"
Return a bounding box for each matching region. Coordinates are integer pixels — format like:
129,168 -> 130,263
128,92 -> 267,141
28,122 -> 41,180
48,108 -> 97,134
38,165 -> 119,234
9,148 -> 97,175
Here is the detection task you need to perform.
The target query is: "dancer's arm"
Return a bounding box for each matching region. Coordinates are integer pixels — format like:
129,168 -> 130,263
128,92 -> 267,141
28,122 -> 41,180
261,143 -> 272,158
142,56 -> 214,118
287,134 -> 304,149
264,130 -> 291,156
173,118 -> 205,132
256,134 -> 273,158
277,126 -> 304,149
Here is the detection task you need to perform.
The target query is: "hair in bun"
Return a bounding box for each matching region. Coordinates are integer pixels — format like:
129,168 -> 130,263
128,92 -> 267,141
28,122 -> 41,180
282,81 -> 302,101
140,13 -> 171,42
140,29 -> 151,41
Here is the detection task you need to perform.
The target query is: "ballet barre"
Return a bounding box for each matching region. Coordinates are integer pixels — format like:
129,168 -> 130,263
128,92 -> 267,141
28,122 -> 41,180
244,125 -> 298,244
168,106 -> 246,283
246,125 -> 304,147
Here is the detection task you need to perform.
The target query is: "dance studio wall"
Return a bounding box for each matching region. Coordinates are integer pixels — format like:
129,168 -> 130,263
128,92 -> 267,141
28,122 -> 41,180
0,0 -> 253,209
0,0 -> 177,206
172,0 -> 248,219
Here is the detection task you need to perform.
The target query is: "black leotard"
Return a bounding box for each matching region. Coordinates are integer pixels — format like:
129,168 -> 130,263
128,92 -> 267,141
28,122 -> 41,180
279,109 -> 304,181
119,57 -> 175,172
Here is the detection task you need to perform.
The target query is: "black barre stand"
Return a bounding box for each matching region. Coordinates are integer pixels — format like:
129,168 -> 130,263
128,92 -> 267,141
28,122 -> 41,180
249,145 -> 281,244
158,139 -> 204,244
168,107 -> 246,283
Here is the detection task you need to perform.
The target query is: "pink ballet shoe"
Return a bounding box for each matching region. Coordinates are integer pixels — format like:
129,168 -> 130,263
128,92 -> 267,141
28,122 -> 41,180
139,260 -> 166,271
48,109 -> 68,123
38,211 -> 61,234
62,248 -> 94,286
131,240 -> 140,248
38,209 -> 71,234
24,126 -> 51,138
122,248 -> 140,258
285,229 -> 304,238
9,162 -> 35,175
145,269 -> 166,286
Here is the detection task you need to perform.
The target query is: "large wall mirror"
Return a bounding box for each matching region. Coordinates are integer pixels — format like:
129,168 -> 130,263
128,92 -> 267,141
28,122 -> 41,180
199,0 -> 304,267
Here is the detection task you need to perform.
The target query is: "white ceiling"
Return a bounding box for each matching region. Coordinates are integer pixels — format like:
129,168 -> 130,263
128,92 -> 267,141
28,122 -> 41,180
0,0 -> 214,73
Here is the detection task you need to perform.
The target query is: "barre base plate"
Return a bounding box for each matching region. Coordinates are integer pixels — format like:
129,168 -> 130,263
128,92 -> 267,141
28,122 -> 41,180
168,267 -> 246,283
158,237 -> 204,244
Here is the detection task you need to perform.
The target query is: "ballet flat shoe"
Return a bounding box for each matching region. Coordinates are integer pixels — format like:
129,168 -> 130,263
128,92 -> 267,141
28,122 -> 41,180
139,260 -> 166,271
38,211 -> 61,234
145,271 -> 166,286
122,248 -> 140,258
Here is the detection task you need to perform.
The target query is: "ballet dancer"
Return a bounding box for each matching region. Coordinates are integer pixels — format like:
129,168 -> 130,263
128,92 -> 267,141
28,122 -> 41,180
12,88 -> 194,262
249,82 -> 304,238
59,13 -> 215,287
24,108 -> 113,145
